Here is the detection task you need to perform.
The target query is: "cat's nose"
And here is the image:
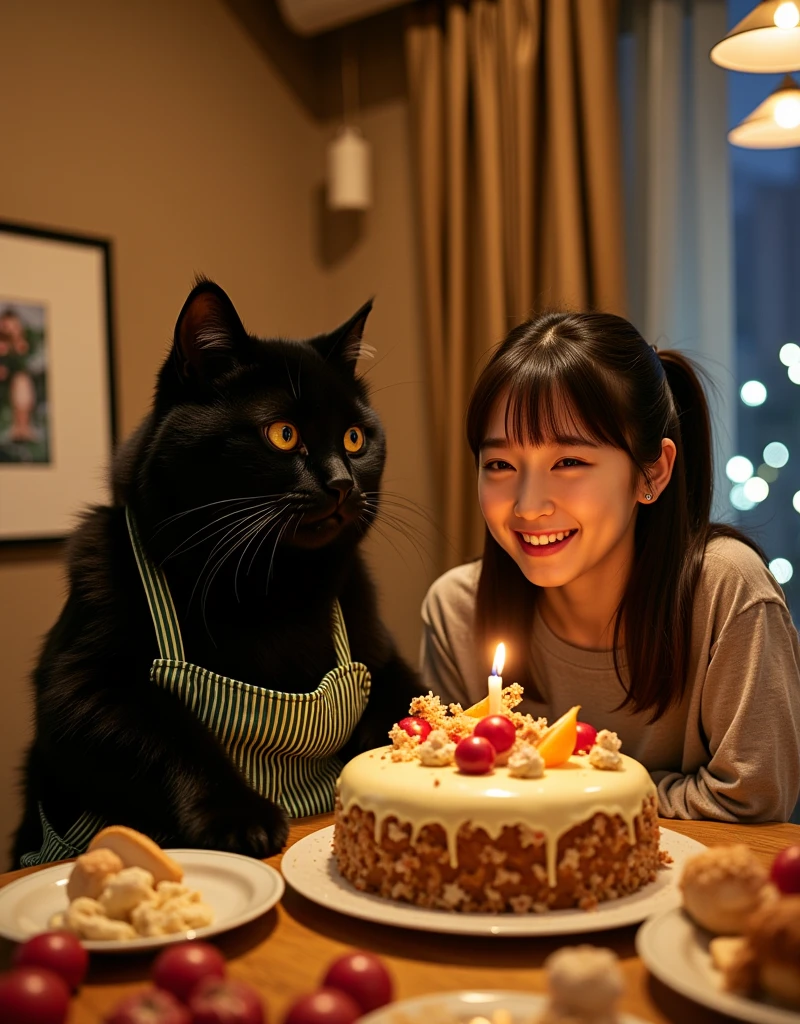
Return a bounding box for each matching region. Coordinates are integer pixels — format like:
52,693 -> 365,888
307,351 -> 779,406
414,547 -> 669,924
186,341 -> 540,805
327,478 -> 354,505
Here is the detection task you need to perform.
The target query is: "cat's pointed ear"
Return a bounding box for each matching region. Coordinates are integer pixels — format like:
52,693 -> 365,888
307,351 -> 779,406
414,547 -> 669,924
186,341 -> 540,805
311,299 -> 375,376
173,279 -> 247,380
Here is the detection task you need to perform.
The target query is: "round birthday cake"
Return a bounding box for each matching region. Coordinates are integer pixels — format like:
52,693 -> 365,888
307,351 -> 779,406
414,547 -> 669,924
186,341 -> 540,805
333,687 -> 664,913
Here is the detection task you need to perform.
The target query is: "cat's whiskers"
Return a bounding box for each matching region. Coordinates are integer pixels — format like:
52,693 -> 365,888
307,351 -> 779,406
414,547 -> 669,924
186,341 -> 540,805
199,506 -> 292,639
283,355 -> 299,401
234,506 -> 292,602
266,514 -> 298,595
360,501 -> 435,567
163,499 -> 286,562
191,505 -> 287,617
153,493 -> 289,534
364,501 -> 434,548
365,489 -> 457,558
356,509 -> 414,566
362,498 -> 435,552
246,505 -> 297,575
365,489 -> 443,531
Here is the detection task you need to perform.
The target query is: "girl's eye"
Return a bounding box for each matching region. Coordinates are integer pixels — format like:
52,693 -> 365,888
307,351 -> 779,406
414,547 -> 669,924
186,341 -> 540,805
556,457 -> 585,468
483,459 -> 513,471
265,421 -> 301,451
344,426 -> 365,453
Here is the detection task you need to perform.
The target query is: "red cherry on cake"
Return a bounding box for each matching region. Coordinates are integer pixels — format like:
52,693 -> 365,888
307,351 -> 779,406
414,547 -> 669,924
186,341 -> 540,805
770,845 -> 800,894
473,715 -> 516,754
455,735 -> 496,774
397,716 -> 432,742
573,721 -> 598,754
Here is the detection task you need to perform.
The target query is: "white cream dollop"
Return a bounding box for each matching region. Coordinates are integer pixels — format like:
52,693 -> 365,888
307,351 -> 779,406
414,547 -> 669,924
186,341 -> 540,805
508,742 -> 545,779
589,730 -> 623,771
418,728 -> 456,766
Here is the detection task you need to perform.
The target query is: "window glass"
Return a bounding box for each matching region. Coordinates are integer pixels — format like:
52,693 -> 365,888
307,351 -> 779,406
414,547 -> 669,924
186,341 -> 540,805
727,0 -> 800,617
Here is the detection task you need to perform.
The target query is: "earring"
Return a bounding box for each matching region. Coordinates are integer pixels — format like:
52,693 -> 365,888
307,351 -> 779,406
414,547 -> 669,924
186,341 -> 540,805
644,493 -> 653,501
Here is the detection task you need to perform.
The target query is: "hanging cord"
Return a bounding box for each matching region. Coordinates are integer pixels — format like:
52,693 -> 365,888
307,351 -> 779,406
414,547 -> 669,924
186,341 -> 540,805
341,31 -> 360,128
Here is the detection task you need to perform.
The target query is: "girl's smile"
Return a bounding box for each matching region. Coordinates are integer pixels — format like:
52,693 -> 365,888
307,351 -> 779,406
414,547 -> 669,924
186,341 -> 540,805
515,528 -> 579,555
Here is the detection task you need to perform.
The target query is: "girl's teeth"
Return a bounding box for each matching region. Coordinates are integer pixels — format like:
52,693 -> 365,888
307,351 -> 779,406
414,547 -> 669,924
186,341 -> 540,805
522,530 -> 574,547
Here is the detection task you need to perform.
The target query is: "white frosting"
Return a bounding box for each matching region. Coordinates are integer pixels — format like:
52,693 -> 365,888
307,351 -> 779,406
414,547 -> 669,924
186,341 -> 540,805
337,748 -> 656,887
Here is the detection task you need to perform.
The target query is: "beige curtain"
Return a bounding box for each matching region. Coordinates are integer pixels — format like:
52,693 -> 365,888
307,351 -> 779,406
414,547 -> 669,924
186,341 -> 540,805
405,0 -> 627,570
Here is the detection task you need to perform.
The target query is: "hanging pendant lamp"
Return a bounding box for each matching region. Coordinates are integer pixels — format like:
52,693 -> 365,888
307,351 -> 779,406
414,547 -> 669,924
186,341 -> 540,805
728,74 -> 800,147
710,1 -> 800,72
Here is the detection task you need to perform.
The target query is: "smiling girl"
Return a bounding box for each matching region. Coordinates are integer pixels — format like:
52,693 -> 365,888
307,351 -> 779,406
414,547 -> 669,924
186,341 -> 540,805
421,311 -> 800,821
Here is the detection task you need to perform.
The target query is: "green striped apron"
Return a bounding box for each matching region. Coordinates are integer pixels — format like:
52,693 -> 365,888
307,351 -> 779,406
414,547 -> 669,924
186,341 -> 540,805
20,507 -> 371,866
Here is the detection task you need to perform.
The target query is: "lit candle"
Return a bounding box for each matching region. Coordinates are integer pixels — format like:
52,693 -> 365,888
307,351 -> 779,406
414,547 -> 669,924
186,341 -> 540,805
488,643 -> 506,715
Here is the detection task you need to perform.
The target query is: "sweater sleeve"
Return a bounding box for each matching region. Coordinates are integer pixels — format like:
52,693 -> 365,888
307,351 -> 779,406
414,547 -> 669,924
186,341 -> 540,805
418,565 -> 481,709
654,600 -> 800,822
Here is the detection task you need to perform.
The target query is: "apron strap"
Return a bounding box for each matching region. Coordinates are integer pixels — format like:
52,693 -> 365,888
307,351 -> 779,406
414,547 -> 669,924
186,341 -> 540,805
125,507 -> 186,662
331,599 -> 353,667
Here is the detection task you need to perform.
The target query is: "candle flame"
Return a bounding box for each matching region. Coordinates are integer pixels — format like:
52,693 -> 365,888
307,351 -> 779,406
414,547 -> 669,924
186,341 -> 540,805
492,642 -> 505,676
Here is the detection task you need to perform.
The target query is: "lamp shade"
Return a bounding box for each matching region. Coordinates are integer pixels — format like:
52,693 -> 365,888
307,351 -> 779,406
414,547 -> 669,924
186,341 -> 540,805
710,1 -> 800,72
728,74 -> 800,147
327,126 -> 372,210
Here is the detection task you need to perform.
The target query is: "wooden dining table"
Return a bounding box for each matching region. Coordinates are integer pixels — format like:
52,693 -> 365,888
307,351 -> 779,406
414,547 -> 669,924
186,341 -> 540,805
1,815 -> 798,1024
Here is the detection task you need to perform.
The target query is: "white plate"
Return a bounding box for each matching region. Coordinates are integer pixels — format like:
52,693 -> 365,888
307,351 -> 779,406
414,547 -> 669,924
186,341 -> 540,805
0,849 -> 284,953
637,906 -> 799,1024
360,989 -> 650,1024
281,825 -> 704,936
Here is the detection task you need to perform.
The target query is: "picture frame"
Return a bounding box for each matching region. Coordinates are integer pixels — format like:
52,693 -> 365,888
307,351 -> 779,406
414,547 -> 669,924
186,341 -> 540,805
0,220 -> 116,544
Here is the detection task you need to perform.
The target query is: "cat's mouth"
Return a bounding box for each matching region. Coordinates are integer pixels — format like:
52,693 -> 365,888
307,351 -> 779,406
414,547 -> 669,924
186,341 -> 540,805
290,508 -> 349,548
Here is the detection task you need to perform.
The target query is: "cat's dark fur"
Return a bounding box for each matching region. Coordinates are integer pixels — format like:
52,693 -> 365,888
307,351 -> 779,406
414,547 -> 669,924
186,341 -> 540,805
10,280 -> 419,868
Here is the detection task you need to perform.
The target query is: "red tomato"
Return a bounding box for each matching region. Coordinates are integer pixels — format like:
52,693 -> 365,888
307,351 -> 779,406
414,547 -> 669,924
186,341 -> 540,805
454,735 -> 496,775
771,845 -> 800,894
152,942 -> 226,1004
323,951 -> 393,1012
104,987 -> 191,1024
573,722 -> 598,754
283,988 -> 361,1024
473,715 -> 516,755
13,931 -> 89,990
397,717 -> 432,742
0,966 -> 71,1024
189,976 -> 265,1024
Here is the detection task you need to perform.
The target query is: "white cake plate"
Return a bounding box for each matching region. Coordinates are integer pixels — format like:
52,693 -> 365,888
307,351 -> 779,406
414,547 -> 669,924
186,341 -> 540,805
281,825 -> 704,936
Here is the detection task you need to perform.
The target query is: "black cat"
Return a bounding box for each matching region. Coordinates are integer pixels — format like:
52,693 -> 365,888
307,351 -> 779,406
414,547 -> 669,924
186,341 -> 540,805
11,280 -> 420,867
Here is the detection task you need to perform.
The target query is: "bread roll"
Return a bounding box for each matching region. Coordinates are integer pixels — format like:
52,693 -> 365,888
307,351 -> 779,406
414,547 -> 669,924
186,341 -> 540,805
66,848 -> 125,901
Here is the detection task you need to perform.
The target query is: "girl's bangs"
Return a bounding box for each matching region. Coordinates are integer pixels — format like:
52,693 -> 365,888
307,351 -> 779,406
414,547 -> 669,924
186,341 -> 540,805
500,359 -> 631,453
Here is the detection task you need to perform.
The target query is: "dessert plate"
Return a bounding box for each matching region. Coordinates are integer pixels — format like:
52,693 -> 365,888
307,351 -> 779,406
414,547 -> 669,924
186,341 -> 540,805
359,988 -> 650,1024
0,849 -> 284,953
637,906 -> 799,1024
281,826 -> 704,936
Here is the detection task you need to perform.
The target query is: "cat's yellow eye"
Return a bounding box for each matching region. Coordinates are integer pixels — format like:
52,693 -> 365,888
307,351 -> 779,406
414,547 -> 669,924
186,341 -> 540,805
266,421 -> 301,451
344,426 -> 364,453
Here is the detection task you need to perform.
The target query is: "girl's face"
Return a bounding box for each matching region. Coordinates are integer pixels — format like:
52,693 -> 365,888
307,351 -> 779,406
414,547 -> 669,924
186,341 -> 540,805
478,398 -> 643,592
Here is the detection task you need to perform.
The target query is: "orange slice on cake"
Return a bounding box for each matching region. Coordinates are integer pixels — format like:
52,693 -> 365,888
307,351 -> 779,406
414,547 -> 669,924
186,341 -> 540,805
537,705 -> 581,767
464,695 -> 491,719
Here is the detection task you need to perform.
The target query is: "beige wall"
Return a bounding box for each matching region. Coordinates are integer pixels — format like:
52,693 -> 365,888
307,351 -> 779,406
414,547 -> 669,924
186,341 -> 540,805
0,0 -> 431,864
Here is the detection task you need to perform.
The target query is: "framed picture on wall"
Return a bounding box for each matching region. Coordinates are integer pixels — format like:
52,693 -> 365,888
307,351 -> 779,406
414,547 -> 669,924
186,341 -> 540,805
0,220 -> 116,544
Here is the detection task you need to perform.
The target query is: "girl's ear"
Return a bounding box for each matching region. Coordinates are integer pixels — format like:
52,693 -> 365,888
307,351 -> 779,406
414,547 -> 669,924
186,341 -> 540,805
174,279 -> 248,380
310,299 -> 374,377
641,438 -> 677,502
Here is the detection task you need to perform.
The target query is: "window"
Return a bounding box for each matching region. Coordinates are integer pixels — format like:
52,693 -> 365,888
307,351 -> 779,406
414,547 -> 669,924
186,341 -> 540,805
727,0 -> 800,616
